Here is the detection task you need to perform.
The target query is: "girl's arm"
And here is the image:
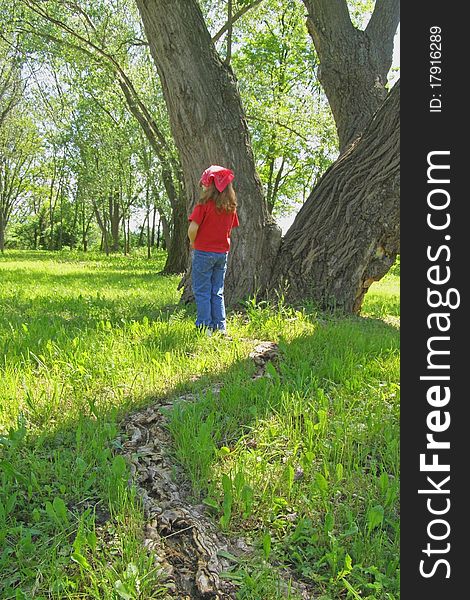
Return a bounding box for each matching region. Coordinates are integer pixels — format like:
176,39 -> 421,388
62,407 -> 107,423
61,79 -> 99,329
188,221 -> 199,249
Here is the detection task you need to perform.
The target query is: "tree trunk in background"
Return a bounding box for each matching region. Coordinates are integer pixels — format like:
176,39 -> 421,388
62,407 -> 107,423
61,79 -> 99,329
268,81 -> 400,313
93,199 -> 109,255
48,180 -> 56,250
163,199 -> 188,273
151,206 -> 157,246
135,0 -> 281,304
0,211 -> 5,252
156,217 -> 161,248
126,215 -> 131,254
123,219 -> 127,255
302,0 -> 399,152
138,215 -> 147,247
109,191 -> 121,252
147,207 -> 151,259
58,193 -> 63,250
81,203 -> 87,252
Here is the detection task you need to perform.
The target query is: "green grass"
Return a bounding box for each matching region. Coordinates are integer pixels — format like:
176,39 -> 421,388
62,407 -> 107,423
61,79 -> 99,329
0,249 -> 399,599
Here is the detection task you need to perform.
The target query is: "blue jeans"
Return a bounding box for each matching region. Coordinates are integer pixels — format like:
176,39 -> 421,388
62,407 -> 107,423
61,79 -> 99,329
192,250 -> 228,331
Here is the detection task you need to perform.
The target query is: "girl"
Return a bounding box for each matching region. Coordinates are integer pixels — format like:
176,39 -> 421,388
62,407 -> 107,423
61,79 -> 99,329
188,165 -> 239,334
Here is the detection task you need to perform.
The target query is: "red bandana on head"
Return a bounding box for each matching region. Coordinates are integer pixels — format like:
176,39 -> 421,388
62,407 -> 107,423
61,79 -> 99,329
199,165 -> 235,192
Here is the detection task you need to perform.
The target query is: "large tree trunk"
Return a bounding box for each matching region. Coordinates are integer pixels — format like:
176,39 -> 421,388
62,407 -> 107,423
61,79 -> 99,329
302,0 -> 399,153
268,81 -> 400,313
135,0 -> 281,304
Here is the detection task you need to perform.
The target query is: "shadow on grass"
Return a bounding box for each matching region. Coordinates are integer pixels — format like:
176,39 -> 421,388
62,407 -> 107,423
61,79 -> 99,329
0,291 -> 182,328
0,249 -> 169,270
0,341 -> 260,597
1,250 -> 399,598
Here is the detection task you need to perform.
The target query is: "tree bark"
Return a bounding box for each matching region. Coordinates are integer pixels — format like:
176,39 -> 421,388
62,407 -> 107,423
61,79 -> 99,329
109,191 -> 121,252
302,0 -> 399,152
156,216 -> 161,248
163,198 -> 188,274
92,198 -> 110,254
146,207 -> 151,259
151,205 -> 157,246
135,0 -> 281,304
123,218 -> 127,255
268,81 -> 400,313
138,214 -> 147,247
0,210 -> 5,253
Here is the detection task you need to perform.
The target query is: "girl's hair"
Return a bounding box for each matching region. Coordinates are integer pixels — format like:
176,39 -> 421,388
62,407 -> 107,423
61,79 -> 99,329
199,182 -> 237,213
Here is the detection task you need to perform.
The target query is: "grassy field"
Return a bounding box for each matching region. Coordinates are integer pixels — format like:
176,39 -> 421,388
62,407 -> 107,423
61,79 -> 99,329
0,250 -> 399,599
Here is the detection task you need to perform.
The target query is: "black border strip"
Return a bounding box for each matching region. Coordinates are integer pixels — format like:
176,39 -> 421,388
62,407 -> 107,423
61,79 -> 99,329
401,4 -> 465,597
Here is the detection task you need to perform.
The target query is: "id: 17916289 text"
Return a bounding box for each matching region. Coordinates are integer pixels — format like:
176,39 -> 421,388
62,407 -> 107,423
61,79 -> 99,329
429,25 -> 442,113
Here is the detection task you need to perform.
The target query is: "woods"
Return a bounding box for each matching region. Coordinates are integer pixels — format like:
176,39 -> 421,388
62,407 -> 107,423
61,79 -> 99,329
1,0 -> 399,313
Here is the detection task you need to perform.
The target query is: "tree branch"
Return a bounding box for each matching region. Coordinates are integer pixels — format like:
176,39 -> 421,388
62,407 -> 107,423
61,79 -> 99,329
225,0 -> 233,66
246,114 -> 312,143
366,0 -> 400,46
21,0 -> 181,188
302,0 -> 353,50
212,0 -> 263,43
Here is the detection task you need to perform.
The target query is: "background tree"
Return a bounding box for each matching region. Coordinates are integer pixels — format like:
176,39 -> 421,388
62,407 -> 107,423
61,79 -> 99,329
0,111 -> 41,252
18,0 -> 188,272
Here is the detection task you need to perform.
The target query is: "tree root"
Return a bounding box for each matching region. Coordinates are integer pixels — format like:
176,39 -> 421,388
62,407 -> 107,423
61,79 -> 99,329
113,341 -> 313,599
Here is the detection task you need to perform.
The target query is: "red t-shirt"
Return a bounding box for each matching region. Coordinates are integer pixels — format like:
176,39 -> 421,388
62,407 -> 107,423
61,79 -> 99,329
189,199 -> 239,253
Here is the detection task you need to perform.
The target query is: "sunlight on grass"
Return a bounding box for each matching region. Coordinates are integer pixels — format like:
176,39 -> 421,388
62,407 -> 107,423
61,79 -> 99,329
0,250 -> 400,599
362,260 -> 400,323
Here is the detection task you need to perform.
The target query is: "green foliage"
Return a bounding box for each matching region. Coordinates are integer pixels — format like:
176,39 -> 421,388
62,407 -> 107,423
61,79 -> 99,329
2,0 -> 174,253
348,0 -> 376,28
230,0 -> 338,216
